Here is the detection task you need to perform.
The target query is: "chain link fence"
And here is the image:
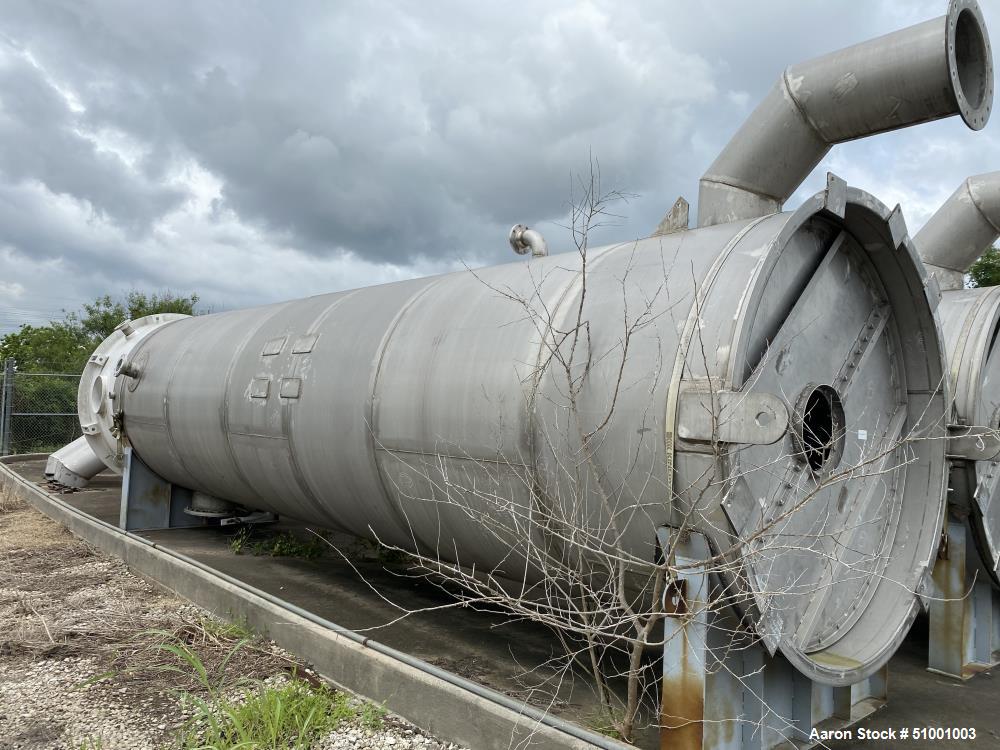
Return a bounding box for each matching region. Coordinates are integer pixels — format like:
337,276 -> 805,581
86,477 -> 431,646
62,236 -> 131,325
0,359 -> 81,455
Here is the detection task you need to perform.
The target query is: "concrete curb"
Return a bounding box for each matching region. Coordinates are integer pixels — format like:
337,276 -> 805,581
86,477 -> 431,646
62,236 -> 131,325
0,458 -> 631,750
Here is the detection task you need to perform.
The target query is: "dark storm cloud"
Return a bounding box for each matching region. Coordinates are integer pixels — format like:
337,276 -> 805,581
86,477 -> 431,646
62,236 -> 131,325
2,1 -> 719,265
0,0 -> 996,326
0,40 -> 184,233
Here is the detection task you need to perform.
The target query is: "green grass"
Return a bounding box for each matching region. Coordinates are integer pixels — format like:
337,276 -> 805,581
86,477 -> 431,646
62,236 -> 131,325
178,679 -> 354,749
77,738 -> 104,750
250,531 -> 325,559
144,630 -> 385,749
198,615 -> 255,642
359,701 -> 387,730
228,528 -> 326,560
351,537 -> 409,565
583,708 -> 625,740
228,526 -> 253,555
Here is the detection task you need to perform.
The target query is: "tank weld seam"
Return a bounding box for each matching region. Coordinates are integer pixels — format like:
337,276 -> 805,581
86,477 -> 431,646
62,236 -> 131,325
527,244 -> 624,569
698,174 -> 785,202
781,66 -> 830,144
951,300 -> 985,410
368,277 -> 453,543
967,176 -> 1000,236
375,445 -> 532,469
664,214 -> 773,515
228,431 -> 287,440
159,324 -> 211,494
220,302 -> 296,507
282,293 -> 365,523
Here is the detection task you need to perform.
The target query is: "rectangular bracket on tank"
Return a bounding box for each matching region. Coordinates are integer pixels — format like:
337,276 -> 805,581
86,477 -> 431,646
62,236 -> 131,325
279,377 -> 302,399
887,204 -> 909,251
119,446 -> 205,532
677,388 -> 789,445
823,172 -> 848,218
250,377 -> 270,399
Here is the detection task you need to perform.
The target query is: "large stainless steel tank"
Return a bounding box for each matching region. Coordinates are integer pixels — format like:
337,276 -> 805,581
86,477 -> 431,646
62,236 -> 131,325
97,186 -> 943,687
71,1 -> 993,687
916,172 -> 1000,584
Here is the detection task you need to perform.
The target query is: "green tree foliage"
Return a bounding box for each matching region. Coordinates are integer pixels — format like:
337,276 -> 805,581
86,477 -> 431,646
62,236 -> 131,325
0,322 -> 92,374
0,291 -> 199,374
968,245 -> 1000,288
74,291 -> 200,341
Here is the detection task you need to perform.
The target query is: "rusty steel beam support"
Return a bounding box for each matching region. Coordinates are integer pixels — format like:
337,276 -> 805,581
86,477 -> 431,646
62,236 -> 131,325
658,527 -> 887,749
660,528 -> 711,749
929,518 -> 1000,679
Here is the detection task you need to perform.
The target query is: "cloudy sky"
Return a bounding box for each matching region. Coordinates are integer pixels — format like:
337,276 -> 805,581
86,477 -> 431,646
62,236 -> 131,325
0,0 -> 998,333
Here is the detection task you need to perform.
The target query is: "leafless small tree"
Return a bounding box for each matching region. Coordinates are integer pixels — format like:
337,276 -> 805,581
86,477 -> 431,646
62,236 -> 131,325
321,163 -> 960,747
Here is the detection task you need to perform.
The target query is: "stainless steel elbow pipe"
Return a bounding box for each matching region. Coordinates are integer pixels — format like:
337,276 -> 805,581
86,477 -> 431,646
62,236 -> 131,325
699,0 -> 994,227
916,171 -> 1000,289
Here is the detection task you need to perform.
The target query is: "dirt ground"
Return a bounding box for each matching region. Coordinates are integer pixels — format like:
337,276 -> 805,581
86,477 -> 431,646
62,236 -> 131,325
0,490 -> 458,750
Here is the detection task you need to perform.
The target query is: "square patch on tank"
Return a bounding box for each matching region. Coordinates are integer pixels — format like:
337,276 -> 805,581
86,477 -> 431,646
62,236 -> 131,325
279,377 -> 302,399
291,334 -> 318,353
262,336 -> 286,356
250,377 -> 270,399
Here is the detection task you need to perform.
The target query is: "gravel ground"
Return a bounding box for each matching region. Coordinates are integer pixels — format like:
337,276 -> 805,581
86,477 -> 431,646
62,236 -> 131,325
0,489 -> 464,750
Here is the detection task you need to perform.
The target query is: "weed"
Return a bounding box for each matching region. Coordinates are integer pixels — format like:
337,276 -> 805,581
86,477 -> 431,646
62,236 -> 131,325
144,630 -> 377,749
249,531 -> 325,560
351,537 -> 408,565
178,680 -> 353,749
0,489 -> 24,513
228,526 -> 252,554
229,527 -> 325,559
143,628 -> 249,696
198,614 -> 254,642
78,738 -> 104,750
359,701 -> 387,730
584,708 -> 625,741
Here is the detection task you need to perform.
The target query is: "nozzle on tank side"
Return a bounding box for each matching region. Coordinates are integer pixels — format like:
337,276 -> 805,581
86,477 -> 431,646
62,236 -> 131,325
509,224 -> 549,258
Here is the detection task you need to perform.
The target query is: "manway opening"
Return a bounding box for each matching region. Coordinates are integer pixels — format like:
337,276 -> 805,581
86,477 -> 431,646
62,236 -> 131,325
797,384 -> 846,473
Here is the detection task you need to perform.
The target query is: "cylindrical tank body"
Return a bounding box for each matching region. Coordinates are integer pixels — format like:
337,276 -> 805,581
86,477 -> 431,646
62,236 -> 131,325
938,287 -> 1000,583
915,171 -> 1000,586
112,185 -> 946,685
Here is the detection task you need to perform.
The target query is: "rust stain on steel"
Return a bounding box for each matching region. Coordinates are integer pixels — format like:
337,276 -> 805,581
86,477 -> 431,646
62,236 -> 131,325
660,629 -> 705,750
930,523 -> 966,677
660,579 -> 704,750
